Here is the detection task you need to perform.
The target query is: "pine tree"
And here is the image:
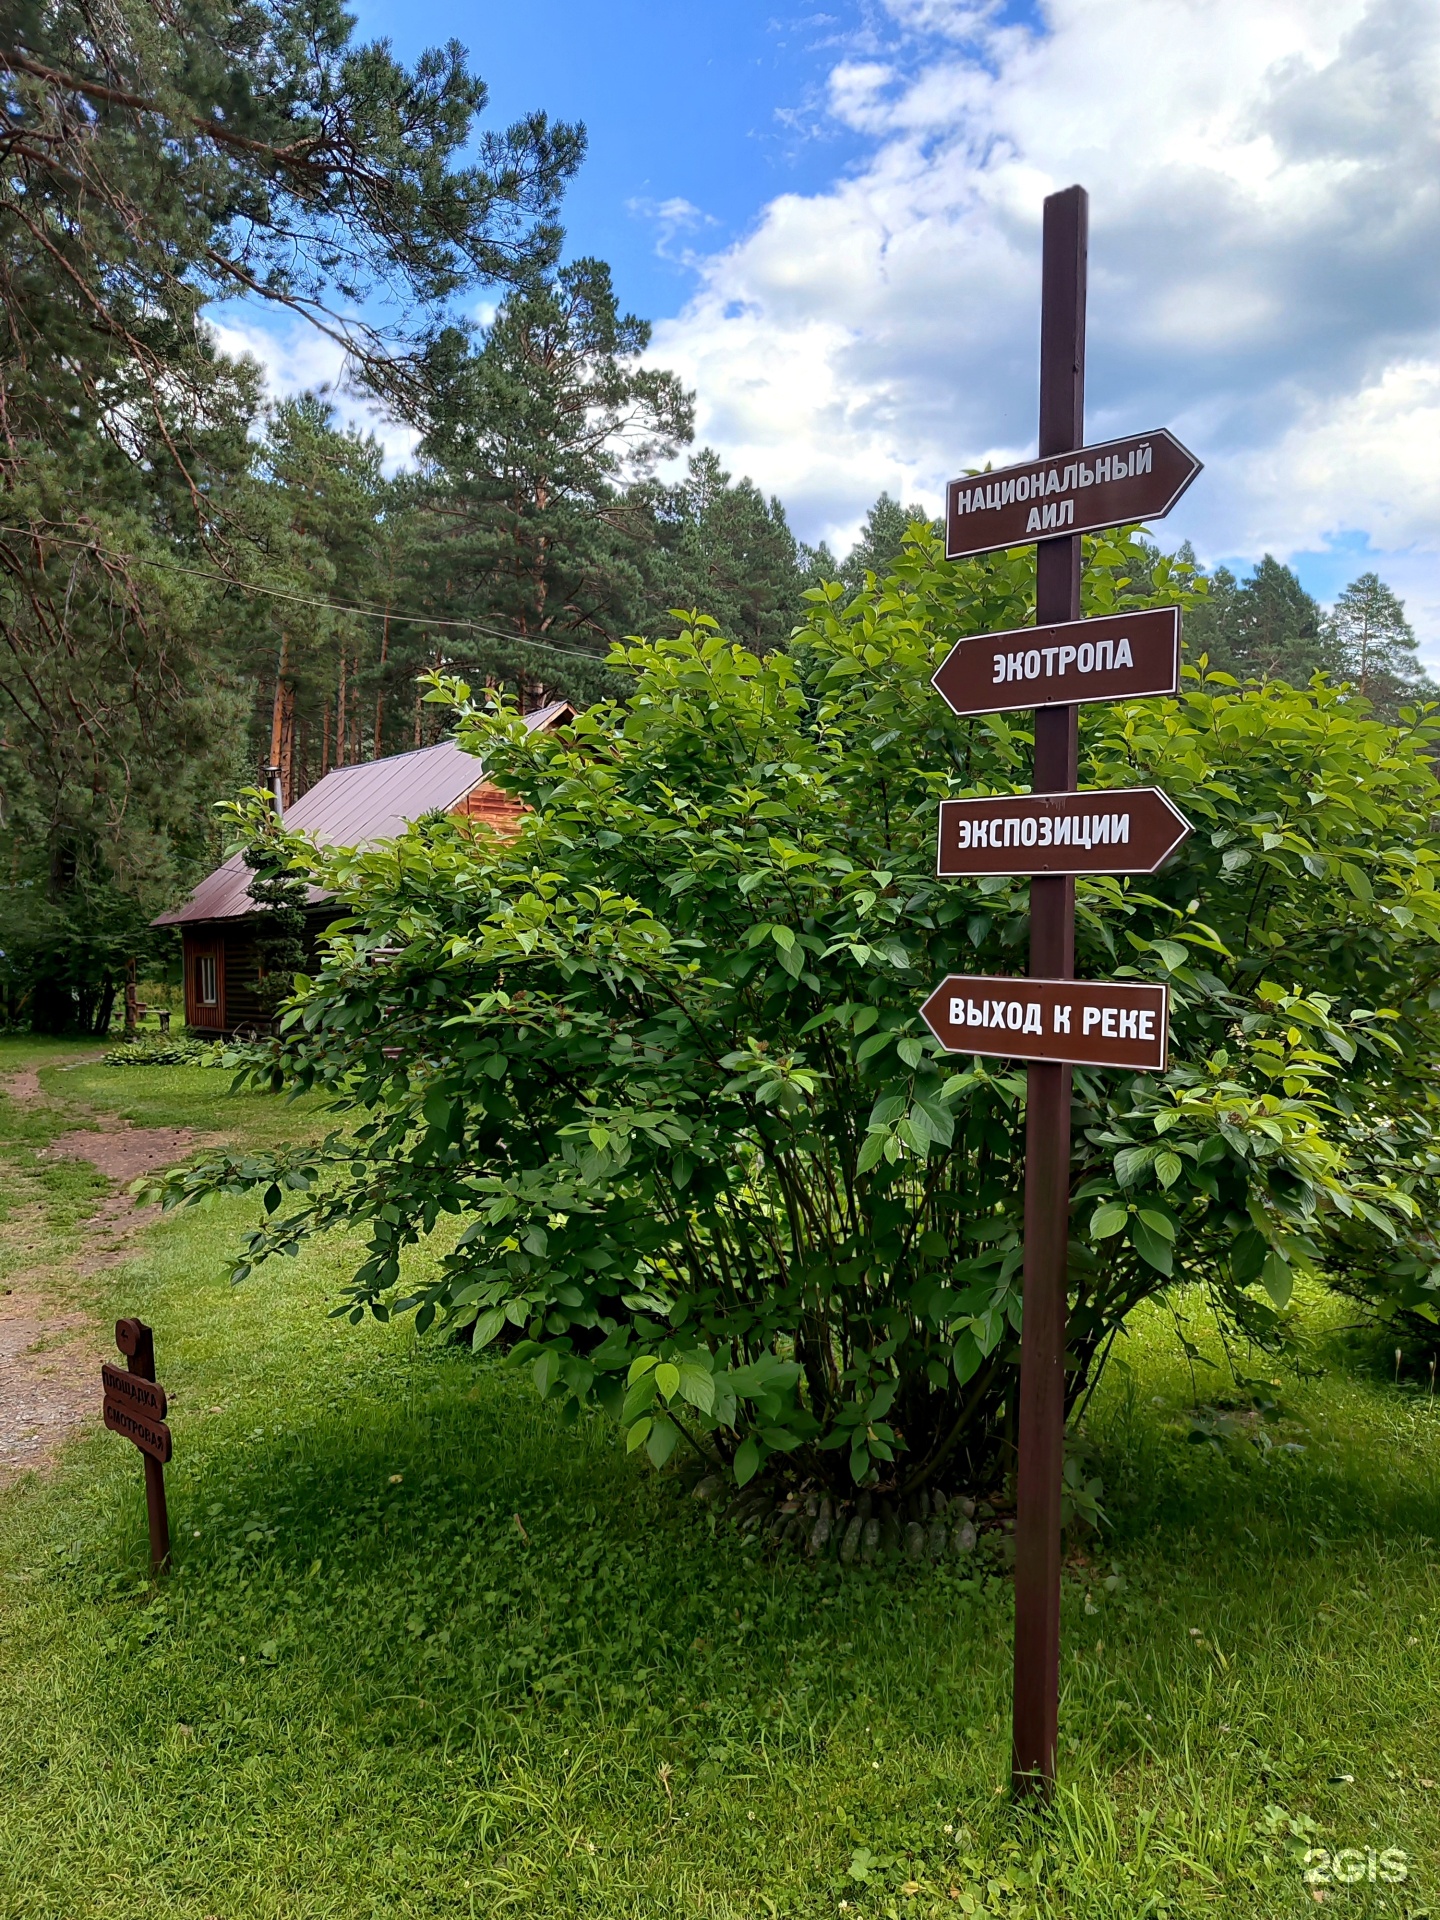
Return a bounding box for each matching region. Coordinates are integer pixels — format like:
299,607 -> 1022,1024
0,0 -> 583,1025
1325,572 -> 1435,720
1184,555 -> 1337,685
646,450 -> 807,651
841,493 -> 937,590
400,259 -> 692,695
1,0 -> 582,469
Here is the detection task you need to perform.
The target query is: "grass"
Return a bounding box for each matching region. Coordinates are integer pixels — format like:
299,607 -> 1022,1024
0,1035 -> 1437,1918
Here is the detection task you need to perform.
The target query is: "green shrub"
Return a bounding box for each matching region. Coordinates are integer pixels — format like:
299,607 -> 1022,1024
152,526 -> 1440,1490
102,1035 -> 223,1067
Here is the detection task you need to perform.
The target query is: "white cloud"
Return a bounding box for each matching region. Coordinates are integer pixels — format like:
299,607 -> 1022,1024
207,311 -> 420,471
628,196 -> 721,264
652,0 -> 1440,647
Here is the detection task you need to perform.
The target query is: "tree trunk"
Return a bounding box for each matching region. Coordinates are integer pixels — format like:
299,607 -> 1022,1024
268,633 -> 286,767
373,608 -> 389,760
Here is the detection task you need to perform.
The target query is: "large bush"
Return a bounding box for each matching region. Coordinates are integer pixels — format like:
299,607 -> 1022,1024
161,528 -> 1440,1491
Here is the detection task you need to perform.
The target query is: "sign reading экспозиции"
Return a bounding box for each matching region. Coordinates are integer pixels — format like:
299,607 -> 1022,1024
935,787 -> 1190,878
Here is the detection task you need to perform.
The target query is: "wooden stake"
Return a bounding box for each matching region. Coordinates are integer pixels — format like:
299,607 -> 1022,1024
117,1318 -> 170,1573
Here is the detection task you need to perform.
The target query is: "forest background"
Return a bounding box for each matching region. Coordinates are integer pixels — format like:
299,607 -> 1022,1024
0,0 -> 1432,1033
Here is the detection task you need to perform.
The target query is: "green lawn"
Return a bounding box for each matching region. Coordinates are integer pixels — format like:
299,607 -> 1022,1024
0,1036 -> 1436,1918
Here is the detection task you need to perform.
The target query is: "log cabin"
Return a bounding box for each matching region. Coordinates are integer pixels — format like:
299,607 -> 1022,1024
154,702 -> 573,1035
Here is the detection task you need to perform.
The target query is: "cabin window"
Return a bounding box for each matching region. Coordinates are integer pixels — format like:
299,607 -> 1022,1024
196,953 -> 218,1006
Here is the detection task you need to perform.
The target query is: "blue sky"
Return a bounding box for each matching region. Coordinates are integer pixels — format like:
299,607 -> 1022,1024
220,0 -> 1440,655
349,0 -> 885,323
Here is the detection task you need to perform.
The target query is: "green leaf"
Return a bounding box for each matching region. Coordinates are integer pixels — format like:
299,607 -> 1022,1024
645,1416 -> 681,1468
1129,1216 -> 1173,1276
1089,1203 -> 1128,1239
1262,1250 -> 1293,1309
620,1372 -> 659,1424
1114,1145 -> 1157,1187
626,1416 -> 652,1453
732,1437 -> 761,1487
677,1361 -> 716,1414
952,1329 -> 983,1388
654,1361 -> 681,1401
855,1132 -> 887,1175
1152,940 -> 1188,971
1154,1151 -> 1183,1190
470,1306 -> 507,1350
896,1037 -> 924,1069
1136,1208 -> 1177,1242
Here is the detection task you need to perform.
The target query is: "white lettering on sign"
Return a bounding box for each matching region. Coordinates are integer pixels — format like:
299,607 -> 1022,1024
960,443 -> 1156,523
990,635 -> 1134,684
1076,1002 -> 1154,1040
947,996 -> 1044,1034
951,811 -> 1133,852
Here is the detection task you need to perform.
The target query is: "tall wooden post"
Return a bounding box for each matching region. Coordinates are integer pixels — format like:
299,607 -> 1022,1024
1011,183 -> 1087,1796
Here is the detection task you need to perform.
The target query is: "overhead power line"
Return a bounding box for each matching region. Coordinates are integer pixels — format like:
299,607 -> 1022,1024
0,523 -> 625,669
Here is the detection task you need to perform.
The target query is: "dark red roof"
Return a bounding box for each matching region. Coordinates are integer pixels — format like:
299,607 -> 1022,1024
155,702 -> 572,927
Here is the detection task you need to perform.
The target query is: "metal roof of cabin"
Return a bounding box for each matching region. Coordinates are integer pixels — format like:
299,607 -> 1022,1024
154,701 -> 572,928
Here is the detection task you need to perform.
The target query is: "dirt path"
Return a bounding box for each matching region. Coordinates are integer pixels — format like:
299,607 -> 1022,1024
0,1060 -> 215,1487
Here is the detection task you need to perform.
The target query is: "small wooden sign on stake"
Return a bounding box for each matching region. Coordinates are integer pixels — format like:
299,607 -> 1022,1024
103,1318 -> 171,1571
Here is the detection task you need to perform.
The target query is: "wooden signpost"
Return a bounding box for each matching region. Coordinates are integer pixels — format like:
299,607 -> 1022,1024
921,183 -> 1201,1795
103,1318 -> 171,1571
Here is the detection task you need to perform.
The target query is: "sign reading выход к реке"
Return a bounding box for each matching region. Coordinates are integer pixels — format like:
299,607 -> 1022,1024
919,975 -> 1169,1072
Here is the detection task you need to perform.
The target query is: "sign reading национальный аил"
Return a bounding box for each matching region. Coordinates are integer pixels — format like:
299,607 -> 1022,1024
944,429 -> 1201,560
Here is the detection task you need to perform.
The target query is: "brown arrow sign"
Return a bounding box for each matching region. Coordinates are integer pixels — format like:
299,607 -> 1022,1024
101,1362 -> 167,1420
920,975 -> 1169,1072
932,606 -> 1179,717
945,429 -> 1201,560
102,1396 -> 173,1465
937,787 -> 1191,877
